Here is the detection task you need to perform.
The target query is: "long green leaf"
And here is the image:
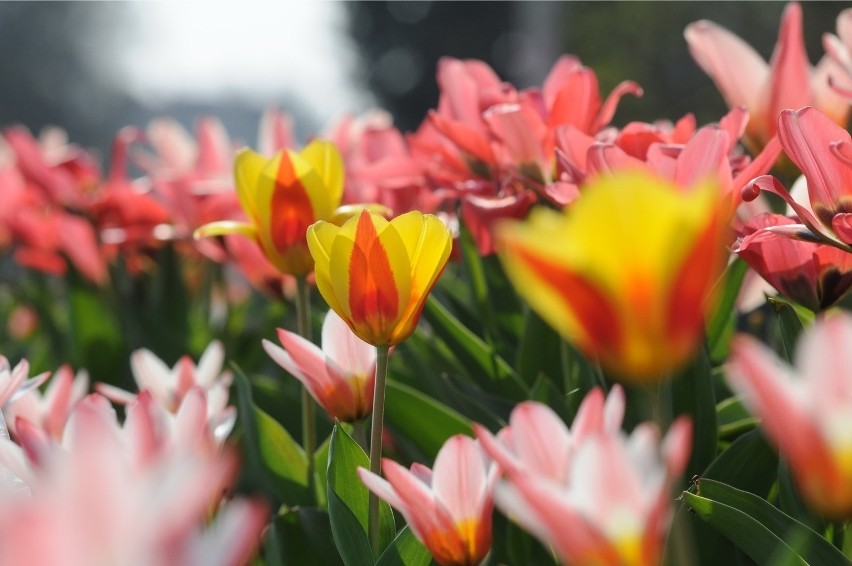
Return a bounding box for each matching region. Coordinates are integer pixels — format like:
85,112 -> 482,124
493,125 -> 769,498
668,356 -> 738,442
266,508 -> 345,566
384,380 -> 473,460
694,479 -> 847,566
683,490 -> 807,565
376,527 -> 433,566
706,258 -> 748,361
233,368 -> 310,505
327,424 -> 395,564
671,345 -> 717,476
422,297 -> 525,398
516,307 -> 562,388
703,426 -> 778,497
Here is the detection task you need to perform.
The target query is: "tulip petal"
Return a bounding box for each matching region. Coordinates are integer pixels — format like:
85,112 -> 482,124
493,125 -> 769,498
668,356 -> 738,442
321,310 -> 375,378
234,148 -> 268,219
308,222 -> 349,321
764,3 -> 812,132
193,221 -> 257,240
300,140 -> 345,212
432,435 -> 488,524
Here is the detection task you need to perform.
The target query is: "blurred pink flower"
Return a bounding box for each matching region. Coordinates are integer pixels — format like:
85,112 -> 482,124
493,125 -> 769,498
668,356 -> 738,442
97,341 -> 235,443
728,313 -> 852,518
358,435 -> 496,566
476,387 -> 691,566
263,309 -> 376,422
6,365 -> 88,441
685,2 -> 848,151
0,394 -> 267,566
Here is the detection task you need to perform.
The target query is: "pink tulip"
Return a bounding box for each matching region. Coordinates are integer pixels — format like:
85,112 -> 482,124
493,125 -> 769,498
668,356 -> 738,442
5,365 -> 88,440
742,106 -> 852,251
821,7 -> 852,98
0,394 -> 267,566
686,2 -> 848,151
358,435 -> 496,566
263,310 -> 376,422
97,341 -> 235,443
476,387 -> 691,566
735,212 -> 852,311
728,313 -> 852,518
0,357 -> 49,411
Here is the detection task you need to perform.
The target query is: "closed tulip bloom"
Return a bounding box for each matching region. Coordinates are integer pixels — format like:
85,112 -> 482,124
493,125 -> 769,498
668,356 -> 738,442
307,210 -> 453,346
497,171 -> 728,381
728,314 -> 852,518
358,435 -> 496,566
262,309 -> 376,422
195,140 -> 346,276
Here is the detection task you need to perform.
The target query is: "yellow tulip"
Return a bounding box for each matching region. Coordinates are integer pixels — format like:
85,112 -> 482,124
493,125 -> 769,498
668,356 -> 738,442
195,140 -> 384,276
307,210 -> 453,346
497,171 -> 728,381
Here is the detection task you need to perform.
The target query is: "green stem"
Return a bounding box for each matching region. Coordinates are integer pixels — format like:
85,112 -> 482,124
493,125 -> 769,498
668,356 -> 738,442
295,276 -> 316,502
368,344 -> 390,553
352,421 -> 367,452
842,522 -> 852,559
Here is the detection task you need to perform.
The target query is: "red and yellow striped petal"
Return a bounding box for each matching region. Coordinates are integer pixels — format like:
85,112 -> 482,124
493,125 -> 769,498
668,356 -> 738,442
497,171 -> 726,381
308,210 -> 452,346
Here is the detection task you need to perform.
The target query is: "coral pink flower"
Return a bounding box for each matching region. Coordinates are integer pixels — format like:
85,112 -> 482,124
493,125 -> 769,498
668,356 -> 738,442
728,313 -> 852,518
686,2 -> 849,151
821,7 -> 852,98
358,435 -> 496,566
0,357 -> 49,410
743,106 -> 852,250
735,213 -> 852,311
263,309 -> 376,422
476,387 -> 691,566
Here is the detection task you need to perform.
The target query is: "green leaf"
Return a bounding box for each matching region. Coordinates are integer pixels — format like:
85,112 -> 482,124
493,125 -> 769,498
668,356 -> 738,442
706,258 -> 748,360
328,424 -> 395,564
66,269 -> 124,383
233,367 -> 310,505
716,396 -> 759,440
777,460 -> 822,532
769,298 -> 807,364
266,507 -> 345,566
703,427 -> 779,497
422,297 -> 525,398
671,345 -> 717,476
384,379 -> 473,460
314,433 -> 332,508
683,490 -> 807,565
516,307 -> 562,388
694,479 -> 847,566
376,526 -> 433,566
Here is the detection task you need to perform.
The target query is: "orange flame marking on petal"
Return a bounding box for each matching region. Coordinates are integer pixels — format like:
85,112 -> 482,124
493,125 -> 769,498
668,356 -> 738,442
515,247 -> 622,354
270,155 -> 315,252
349,213 -> 400,333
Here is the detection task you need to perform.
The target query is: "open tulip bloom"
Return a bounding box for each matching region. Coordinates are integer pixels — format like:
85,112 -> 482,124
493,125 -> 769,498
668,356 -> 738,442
263,309 -> 376,423
358,435 -> 497,566
728,313 -> 852,519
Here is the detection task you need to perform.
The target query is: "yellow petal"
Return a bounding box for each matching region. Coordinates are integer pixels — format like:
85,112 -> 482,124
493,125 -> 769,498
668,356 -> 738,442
330,203 -> 393,226
193,221 -> 257,240
234,148 -> 269,219
300,140 -> 345,211
307,221 -> 348,321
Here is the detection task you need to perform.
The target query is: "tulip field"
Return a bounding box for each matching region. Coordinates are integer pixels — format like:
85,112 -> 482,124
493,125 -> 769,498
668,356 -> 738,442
2,2 -> 852,565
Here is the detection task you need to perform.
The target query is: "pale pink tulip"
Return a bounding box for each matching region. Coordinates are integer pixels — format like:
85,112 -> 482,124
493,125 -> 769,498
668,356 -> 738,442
686,2 -> 849,151
358,435 -> 496,566
476,387 -> 691,566
5,365 -> 88,440
97,341 -> 235,443
0,357 -> 49,411
728,313 -> 852,518
263,310 -> 376,422
0,394 -> 267,566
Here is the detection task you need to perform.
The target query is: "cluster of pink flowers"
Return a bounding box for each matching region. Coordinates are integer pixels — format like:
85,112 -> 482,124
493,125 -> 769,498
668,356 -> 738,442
0,346 -> 266,566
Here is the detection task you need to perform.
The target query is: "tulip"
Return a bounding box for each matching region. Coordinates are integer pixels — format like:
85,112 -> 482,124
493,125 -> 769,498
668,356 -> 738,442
476,388 -> 691,566
743,106 -> 852,252
727,313 -> 852,518
5,365 -> 88,440
735,212 -> 852,311
358,435 -> 496,566
685,2 -> 848,152
194,140 -> 347,276
497,171 -> 728,381
307,209 -> 453,347
263,309 -> 376,422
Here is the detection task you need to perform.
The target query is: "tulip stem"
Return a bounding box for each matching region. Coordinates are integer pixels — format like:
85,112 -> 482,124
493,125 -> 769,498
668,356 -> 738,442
295,276 -> 316,502
368,344 -> 390,554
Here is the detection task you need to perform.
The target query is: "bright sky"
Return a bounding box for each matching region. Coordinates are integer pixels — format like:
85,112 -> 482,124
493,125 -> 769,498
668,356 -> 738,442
114,2 -> 373,125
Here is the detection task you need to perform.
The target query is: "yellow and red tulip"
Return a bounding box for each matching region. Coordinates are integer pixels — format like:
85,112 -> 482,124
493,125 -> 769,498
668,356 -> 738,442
497,171 -> 728,381
195,140 -> 351,276
307,209 -> 452,346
